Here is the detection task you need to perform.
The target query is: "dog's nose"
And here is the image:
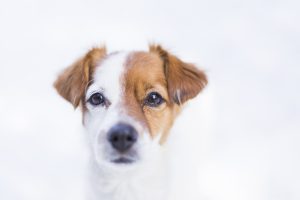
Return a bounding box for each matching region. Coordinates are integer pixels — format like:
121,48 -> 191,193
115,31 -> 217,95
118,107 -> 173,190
107,123 -> 138,152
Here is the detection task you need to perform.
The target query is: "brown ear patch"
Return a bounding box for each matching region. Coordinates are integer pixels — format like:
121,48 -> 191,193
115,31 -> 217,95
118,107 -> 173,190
54,47 -> 106,108
149,44 -> 208,104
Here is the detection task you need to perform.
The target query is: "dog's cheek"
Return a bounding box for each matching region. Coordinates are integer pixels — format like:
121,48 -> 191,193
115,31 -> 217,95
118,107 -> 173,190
143,105 -> 178,143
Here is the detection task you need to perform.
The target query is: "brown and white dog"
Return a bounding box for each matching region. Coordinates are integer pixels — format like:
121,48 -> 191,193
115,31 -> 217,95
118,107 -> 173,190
54,44 -> 207,200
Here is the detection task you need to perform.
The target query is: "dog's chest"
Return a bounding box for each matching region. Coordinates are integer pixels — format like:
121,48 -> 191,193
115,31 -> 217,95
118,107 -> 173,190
89,162 -> 168,200
91,175 -> 166,200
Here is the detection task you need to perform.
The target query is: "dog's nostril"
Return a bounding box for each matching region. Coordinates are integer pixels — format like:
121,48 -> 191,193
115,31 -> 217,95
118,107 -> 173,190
107,123 -> 138,153
112,136 -> 119,142
127,135 -> 133,142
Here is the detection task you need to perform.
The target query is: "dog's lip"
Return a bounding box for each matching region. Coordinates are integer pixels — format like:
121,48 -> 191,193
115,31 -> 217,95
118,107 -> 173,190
112,157 -> 135,164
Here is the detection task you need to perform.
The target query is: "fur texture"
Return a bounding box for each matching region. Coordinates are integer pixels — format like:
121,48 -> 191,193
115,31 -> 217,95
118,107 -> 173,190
54,44 -> 208,200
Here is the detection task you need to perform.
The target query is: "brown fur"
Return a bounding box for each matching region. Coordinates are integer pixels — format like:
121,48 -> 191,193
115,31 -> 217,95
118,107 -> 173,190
149,44 -> 208,105
122,52 -> 177,143
54,44 -> 207,144
122,46 -> 207,143
54,47 -> 106,108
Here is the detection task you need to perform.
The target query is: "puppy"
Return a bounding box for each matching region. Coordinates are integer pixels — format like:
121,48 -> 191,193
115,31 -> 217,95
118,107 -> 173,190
54,44 -> 207,200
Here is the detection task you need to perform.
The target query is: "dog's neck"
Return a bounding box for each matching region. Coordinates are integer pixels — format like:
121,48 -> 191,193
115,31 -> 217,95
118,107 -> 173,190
87,152 -> 168,200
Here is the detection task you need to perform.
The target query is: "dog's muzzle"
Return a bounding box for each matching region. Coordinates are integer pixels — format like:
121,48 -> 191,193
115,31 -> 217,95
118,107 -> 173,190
107,123 -> 138,163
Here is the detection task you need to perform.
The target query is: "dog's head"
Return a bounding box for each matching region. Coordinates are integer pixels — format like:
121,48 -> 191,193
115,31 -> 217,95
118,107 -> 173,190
54,45 -> 207,169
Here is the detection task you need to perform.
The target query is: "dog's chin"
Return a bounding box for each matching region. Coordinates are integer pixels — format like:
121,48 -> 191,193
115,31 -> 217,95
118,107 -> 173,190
95,157 -> 138,171
95,157 -> 140,173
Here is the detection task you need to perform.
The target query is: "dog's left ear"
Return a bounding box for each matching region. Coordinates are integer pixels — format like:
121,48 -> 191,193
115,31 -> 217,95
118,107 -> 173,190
54,47 -> 107,108
149,44 -> 208,105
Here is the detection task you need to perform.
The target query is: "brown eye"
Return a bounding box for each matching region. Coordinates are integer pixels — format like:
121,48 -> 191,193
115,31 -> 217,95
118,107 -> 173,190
144,92 -> 164,107
88,93 -> 105,106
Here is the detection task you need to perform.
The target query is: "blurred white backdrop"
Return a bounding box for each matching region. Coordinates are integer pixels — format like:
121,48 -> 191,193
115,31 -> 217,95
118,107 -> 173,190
0,0 -> 299,200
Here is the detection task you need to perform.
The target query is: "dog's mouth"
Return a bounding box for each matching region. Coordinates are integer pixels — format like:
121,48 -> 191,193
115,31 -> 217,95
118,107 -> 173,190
109,148 -> 139,165
112,157 -> 135,164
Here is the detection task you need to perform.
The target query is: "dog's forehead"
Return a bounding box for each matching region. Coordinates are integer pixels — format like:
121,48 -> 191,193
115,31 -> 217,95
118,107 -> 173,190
90,51 -> 164,100
90,52 -> 129,101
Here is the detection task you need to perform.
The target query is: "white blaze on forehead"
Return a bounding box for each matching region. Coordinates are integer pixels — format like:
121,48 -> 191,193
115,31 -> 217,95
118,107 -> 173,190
86,52 -> 129,103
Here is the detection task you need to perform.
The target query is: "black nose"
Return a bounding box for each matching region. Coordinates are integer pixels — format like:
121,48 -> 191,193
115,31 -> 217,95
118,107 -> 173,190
107,123 -> 138,152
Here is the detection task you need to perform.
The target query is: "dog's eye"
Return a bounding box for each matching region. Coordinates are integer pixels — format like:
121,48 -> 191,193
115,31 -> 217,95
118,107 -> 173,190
144,92 -> 164,107
88,93 -> 105,106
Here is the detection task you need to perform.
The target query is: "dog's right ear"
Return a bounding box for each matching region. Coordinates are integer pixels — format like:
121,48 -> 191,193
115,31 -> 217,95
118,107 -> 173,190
149,44 -> 207,105
54,47 -> 106,108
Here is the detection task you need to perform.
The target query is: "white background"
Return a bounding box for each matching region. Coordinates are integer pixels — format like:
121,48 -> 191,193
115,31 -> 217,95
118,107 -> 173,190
0,0 -> 299,199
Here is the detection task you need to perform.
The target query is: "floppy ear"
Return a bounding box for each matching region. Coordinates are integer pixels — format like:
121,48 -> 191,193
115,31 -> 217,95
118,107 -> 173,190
54,47 -> 106,108
149,44 -> 207,105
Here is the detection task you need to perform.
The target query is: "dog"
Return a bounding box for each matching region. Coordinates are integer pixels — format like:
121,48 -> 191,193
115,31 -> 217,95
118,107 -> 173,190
54,44 -> 208,200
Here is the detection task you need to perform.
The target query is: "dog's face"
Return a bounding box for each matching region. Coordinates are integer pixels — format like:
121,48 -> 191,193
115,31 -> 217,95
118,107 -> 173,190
54,45 -> 207,169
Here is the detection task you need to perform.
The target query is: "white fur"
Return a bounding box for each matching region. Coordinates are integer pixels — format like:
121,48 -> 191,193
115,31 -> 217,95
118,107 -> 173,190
83,52 -> 167,200
81,51 -> 211,200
